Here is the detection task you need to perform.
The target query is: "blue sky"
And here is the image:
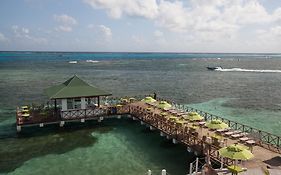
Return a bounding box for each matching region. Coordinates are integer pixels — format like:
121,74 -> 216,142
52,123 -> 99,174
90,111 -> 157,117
0,0 -> 281,52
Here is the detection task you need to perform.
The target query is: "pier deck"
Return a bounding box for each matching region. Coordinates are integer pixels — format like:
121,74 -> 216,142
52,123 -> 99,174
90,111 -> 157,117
128,101 -> 281,170
16,100 -> 281,172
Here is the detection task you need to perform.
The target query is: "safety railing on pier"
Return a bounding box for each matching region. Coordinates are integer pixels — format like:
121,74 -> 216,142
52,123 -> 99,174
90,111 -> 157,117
129,103 -> 237,167
164,101 -> 281,152
108,94 -> 281,151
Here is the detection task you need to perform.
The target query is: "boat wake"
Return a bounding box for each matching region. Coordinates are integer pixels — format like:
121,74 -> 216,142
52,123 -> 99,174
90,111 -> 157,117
215,67 -> 281,73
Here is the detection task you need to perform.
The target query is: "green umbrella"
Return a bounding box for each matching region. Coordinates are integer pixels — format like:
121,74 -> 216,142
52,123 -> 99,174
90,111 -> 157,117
187,124 -> 199,130
146,107 -> 152,111
219,144 -> 254,160
141,96 -> 156,103
129,97 -> 136,102
166,115 -> 177,120
211,133 -> 224,140
186,112 -> 204,121
157,101 -> 172,109
206,119 -> 229,129
120,98 -> 129,104
175,119 -> 186,125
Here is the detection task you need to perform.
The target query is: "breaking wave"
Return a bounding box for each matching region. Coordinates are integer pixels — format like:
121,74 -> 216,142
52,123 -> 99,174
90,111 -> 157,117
86,60 -> 100,63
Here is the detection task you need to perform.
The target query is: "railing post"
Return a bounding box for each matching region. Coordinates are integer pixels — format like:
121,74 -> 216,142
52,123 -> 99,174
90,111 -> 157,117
189,162 -> 193,175
277,136 -> 280,148
195,157 -> 199,173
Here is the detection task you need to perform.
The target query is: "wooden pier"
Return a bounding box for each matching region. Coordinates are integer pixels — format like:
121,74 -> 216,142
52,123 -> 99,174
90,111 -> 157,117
16,99 -> 281,171
15,76 -> 281,173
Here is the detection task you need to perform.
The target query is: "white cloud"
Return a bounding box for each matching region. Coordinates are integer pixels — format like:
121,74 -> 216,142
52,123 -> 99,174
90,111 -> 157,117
11,25 -> 47,44
54,14 -> 77,25
98,25 -> 112,38
55,26 -> 73,32
220,0 -> 272,24
0,32 -> 9,42
54,14 -> 77,32
84,0 -> 158,19
12,25 -> 30,37
273,7 -> 281,21
154,30 -> 163,37
84,0 -> 281,42
258,26 -> 281,40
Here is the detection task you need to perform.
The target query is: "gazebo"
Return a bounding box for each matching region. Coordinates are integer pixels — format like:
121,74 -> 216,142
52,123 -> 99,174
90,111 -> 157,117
44,75 -> 111,119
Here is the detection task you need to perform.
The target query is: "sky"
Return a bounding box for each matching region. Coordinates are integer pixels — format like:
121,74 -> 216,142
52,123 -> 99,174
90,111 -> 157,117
0,0 -> 281,53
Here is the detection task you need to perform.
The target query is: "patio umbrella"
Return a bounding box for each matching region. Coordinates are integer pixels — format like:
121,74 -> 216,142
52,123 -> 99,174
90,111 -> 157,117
187,124 -> 199,130
219,144 -> 254,160
186,112 -> 204,121
21,109 -> 29,113
175,119 -> 186,125
120,98 -> 129,103
129,97 -> 136,102
211,133 -> 224,140
219,144 -> 254,174
146,107 -> 152,111
21,106 -> 28,110
157,101 -> 172,109
206,119 -> 229,130
141,96 -> 156,103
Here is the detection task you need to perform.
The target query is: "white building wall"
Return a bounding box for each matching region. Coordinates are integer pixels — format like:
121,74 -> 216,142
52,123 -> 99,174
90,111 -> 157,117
61,99 -> 67,111
81,97 -> 86,109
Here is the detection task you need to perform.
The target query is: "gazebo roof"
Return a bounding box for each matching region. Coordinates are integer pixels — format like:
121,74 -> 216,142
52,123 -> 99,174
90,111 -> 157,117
44,75 -> 112,99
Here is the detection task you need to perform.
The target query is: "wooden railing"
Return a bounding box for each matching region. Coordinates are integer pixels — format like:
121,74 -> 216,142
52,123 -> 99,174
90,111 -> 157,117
61,108 -> 107,120
171,103 -> 281,151
106,94 -> 281,150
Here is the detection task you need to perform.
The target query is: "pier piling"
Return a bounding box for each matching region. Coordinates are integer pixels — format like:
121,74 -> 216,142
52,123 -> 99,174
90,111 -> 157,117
60,121 -> 65,127
16,125 -> 21,132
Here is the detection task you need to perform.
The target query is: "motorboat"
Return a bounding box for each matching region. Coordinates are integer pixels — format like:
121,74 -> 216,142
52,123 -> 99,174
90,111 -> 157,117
206,66 -> 222,70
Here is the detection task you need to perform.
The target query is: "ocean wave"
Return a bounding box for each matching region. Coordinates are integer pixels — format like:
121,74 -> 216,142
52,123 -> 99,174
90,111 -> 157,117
69,61 -> 77,64
86,60 -> 99,63
216,67 -> 281,73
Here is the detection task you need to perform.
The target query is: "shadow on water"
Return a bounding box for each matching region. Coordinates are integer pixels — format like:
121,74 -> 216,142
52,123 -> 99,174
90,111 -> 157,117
0,120 -> 113,173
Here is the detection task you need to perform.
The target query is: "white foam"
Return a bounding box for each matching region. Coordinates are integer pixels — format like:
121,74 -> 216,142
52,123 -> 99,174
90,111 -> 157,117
69,61 -> 77,64
216,67 -> 281,73
86,60 -> 99,63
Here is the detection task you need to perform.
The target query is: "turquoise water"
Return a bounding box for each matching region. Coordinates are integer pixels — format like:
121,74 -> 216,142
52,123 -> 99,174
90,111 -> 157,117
189,98 -> 281,136
1,52 -> 281,174
1,119 -> 192,175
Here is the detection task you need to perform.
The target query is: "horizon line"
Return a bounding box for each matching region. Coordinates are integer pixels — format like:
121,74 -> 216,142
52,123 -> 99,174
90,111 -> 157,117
0,50 -> 281,54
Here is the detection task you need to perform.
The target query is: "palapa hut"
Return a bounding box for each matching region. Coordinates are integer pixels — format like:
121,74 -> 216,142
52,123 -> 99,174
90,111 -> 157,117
44,75 -> 111,119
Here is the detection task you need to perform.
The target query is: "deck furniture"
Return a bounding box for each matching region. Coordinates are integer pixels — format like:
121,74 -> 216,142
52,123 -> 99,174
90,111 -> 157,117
231,133 -> 247,139
216,128 -> 229,133
225,130 -> 242,137
239,137 -> 250,142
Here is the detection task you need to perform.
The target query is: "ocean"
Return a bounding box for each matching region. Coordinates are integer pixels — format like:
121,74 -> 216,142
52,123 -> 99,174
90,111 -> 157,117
0,52 -> 281,174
